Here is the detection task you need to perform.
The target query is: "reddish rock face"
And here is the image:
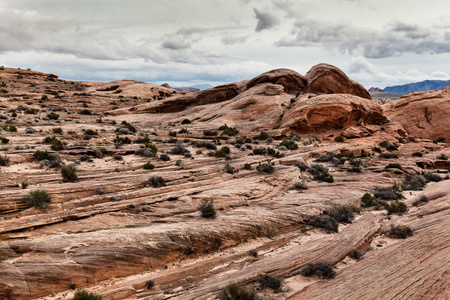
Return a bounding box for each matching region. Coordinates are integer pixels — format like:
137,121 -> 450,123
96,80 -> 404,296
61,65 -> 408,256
305,64 -> 372,100
279,94 -> 387,134
246,68 -> 307,95
383,87 -> 450,142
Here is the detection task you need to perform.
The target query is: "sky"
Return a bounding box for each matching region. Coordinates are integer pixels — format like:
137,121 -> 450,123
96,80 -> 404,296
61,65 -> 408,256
1,0 -> 450,89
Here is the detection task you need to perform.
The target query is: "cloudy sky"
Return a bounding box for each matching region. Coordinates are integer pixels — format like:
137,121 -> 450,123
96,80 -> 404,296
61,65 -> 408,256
1,0 -> 450,88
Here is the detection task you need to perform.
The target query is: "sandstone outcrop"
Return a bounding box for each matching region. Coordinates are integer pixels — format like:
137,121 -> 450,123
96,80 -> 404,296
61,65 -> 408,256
383,87 -> 450,142
305,64 -> 372,100
245,68 -> 307,94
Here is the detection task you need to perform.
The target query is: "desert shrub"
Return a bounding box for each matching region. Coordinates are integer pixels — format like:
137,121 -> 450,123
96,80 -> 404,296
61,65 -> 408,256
113,154 -> 123,160
178,128 -> 188,134
159,153 -> 170,161
372,147 -> 382,153
300,262 -> 336,279
258,131 -> 270,140
314,151 -> 336,162
52,127 -> 63,134
43,136 -> 57,144
47,112 -> 59,120
21,180 -> 29,189
413,195 -> 428,207
253,147 -> 267,155
292,181 -> 308,191
197,200 -> 216,218
267,147 -> 282,158
0,88 -> 7,93
279,138 -> 298,150
145,280 -> 155,289
61,164 -> 78,182
181,118 -> 191,124
424,172 -> 442,182
412,152 -> 423,157
380,140 -> 398,151
220,283 -> 257,300
309,215 -> 338,232
334,135 -> 345,143
78,109 -> 92,115
73,290 -> 102,300
327,205 -> 355,224
349,250 -> 362,260
1,137 -> 9,143
50,138 -> 65,151
203,129 -> 218,136
380,153 -> 398,159
243,163 -> 252,170
143,161 -> 155,170
7,125 -> 17,132
170,144 -> 190,155
21,190 -> 51,208
168,131 -> 177,137
307,164 -> 334,183
196,141 -> 217,150
401,174 -> 427,190
84,129 -> 98,135
258,274 -> 282,290
437,154 -> 448,160
250,249 -> 258,257
113,136 -> 132,148
256,160 -> 274,174
385,163 -> 403,170
24,107 -> 39,114
385,201 -> 408,215
219,124 -> 239,136
116,121 -> 137,134
372,186 -> 403,200
147,176 -> 166,188
0,154 -> 9,166
223,163 -> 238,174
387,224 -> 414,239
214,146 -> 230,158
361,192 -> 382,208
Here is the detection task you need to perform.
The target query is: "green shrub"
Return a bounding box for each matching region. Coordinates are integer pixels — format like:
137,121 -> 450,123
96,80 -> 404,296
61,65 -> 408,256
73,290 -> 102,300
300,262 -> 335,279
256,160 -> 274,173
159,153 -> 170,161
197,200 -> 217,218
308,215 -> 338,233
219,124 -> 239,136
203,129 -> 218,136
7,125 -> 17,132
334,135 -> 345,143
413,195 -> 428,207
181,118 -> 191,124
148,176 -> 166,188
47,112 -> 59,120
307,164 -> 334,183
0,137 -> 9,144
267,147 -> 282,158
412,152 -> 423,157
0,88 -> 8,93
372,185 -> 403,200
384,201 -> 407,215
258,274 -> 282,290
258,131 -> 270,140
279,138 -> 298,150
220,283 -> 257,300
361,192 -> 382,208
143,161 -> 155,170
21,190 -> 51,208
380,140 -> 398,151
387,224 -> 413,239
223,163 -> 238,174
401,174 -> 427,191
34,150 -> 51,161
380,153 -> 398,159
50,138 -> 65,151
145,280 -> 155,289
253,147 -> 267,155
61,164 -> 78,182
215,146 -> 230,158
84,129 -> 98,136
0,154 -> 9,166
78,109 -> 93,115
292,182 -> 308,191
52,127 -> 63,134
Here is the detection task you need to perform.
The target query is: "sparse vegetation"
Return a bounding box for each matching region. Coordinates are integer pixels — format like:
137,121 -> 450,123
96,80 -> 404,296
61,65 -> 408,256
386,224 -> 414,239
279,138 -> 298,150
223,163 -> 238,174
159,153 -> 170,161
60,164 -> 78,182
219,124 -> 239,136
292,181 -> 308,191
143,161 -> 155,170
308,164 -> 334,183
220,283 -> 257,300
380,140 -> 398,151
197,200 -> 217,218
413,195 -> 428,207
300,262 -> 336,279
334,135 -> 345,143
309,215 -> 338,232
385,201 -> 408,215
47,112 -> 60,120
385,163 -> 403,170
372,185 -> 404,200
256,160 -> 274,174
0,154 -> 10,166
73,290 -> 102,300
258,274 -> 282,290
21,190 -> 51,208
147,176 -> 166,188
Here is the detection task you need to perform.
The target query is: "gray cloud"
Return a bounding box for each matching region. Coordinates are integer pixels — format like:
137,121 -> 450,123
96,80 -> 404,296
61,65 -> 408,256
221,35 -> 249,45
253,8 -> 279,32
276,19 -> 450,59
161,39 -> 191,50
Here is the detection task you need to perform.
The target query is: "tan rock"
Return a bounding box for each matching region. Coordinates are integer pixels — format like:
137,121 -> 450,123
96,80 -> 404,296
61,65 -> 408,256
246,68 -> 307,94
342,127 -> 365,138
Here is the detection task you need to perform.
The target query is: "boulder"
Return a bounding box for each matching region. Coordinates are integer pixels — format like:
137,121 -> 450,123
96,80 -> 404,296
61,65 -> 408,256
305,64 -> 372,100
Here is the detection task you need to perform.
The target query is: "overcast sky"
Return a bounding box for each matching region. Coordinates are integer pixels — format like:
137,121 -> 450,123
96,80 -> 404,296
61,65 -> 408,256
1,0 -> 450,88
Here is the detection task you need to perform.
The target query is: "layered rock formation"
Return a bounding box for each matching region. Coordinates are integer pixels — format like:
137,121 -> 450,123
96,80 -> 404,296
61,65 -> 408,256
384,87 -> 450,142
0,66 -> 448,300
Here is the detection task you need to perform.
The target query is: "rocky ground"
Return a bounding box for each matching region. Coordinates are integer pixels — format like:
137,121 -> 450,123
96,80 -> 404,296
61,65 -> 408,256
0,65 -> 449,300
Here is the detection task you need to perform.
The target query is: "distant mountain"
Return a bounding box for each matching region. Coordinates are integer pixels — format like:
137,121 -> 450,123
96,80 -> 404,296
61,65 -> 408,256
368,87 -> 383,92
190,84 -> 214,90
173,84 -> 214,93
384,80 -> 450,93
